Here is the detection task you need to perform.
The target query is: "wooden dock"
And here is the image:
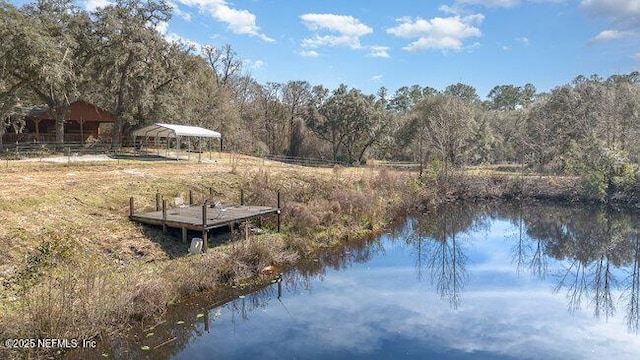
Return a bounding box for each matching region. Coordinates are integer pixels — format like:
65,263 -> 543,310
129,192 -> 281,252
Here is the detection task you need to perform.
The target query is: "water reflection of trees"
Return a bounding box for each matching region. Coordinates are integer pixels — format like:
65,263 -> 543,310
508,203 -> 640,332
403,201 -> 640,332
628,234 -> 640,333
404,202 -> 489,308
508,203 -> 548,279
525,206 -> 633,318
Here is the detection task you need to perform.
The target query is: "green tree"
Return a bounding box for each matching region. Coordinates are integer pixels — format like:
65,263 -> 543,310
444,82 -> 479,104
389,85 -> 438,113
1,0 -> 86,143
414,94 -> 476,172
88,0 -> 173,147
487,83 -> 536,110
306,84 -> 386,163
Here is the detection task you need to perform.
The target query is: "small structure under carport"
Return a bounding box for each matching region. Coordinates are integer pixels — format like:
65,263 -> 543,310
132,123 -> 221,162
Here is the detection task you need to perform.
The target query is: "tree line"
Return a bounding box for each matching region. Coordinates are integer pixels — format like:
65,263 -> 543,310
2,0 -> 639,177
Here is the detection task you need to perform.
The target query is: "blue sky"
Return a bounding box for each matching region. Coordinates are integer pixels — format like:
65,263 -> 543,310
17,0 -> 640,98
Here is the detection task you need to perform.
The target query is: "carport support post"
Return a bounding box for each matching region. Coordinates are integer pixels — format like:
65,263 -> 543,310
176,136 -> 180,160
202,201 -> 208,253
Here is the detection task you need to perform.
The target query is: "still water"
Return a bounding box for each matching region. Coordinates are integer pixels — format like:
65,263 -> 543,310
87,202 -> 640,359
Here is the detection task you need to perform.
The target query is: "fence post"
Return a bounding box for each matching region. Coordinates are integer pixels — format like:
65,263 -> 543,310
240,189 -> 244,206
129,197 -> 134,217
202,201 -> 208,253
277,191 -> 281,233
156,191 -> 161,211
189,190 -> 193,206
162,200 -> 167,233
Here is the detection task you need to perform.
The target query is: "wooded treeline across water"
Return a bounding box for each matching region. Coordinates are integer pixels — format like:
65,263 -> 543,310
2,1 -> 639,185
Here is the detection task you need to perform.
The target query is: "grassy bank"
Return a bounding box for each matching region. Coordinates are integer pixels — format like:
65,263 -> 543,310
0,156 -> 636,359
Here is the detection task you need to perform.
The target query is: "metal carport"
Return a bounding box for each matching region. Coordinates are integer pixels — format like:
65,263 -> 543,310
132,123 -> 221,162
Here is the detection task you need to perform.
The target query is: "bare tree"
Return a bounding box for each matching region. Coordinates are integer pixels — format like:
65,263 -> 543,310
202,44 -> 242,87
414,94 -> 476,173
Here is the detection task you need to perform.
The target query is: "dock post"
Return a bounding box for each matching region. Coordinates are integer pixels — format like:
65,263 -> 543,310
129,197 -> 134,217
202,201 -> 208,253
277,191 -> 281,233
189,190 -> 193,206
156,191 -> 161,211
240,189 -> 244,206
277,279 -> 282,299
182,227 -> 187,243
162,200 -> 167,233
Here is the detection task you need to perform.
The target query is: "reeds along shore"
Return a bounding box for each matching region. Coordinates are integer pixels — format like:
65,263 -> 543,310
0,161 -> 637,360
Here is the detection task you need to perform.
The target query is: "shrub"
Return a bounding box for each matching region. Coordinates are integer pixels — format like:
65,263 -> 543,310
581,170 -> 607,202
282,202 -> 321,235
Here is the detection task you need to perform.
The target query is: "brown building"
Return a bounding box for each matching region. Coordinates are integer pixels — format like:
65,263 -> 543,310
6,100 -> 116,143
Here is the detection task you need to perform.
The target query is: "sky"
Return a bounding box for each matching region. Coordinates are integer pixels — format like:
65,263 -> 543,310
14,0 -> 640,98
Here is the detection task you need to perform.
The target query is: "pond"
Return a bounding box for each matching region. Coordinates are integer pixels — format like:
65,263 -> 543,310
70,202 -> 640,359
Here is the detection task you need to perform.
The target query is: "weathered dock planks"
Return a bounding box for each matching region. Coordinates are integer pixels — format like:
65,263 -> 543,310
129,193 -> 280,252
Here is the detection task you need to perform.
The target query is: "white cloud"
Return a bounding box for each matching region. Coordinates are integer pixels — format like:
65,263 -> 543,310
302,35 -> 362,49
152,20 -> 203,51
590,29 -> 634,42
154,21 -> 169,35
301,14 -> 373,37
449,0 -> 562,9
516,36 -> 530,46
371,74 -> 383,82
368,46 -> 391,58
502,45 -> 511,51
581,1 -> 640,34
387,15 -> 484,52
84,0 -> 112,11
457,0 -> 522,7
299,50 -> 320,57
439,4 -> 464,15
165,32 -> 204,52
300,13 -> 373,50
176,0 -> 274,42
168,1 -> 193,22
581,0 -> 640,20
250,59 -> 265,69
